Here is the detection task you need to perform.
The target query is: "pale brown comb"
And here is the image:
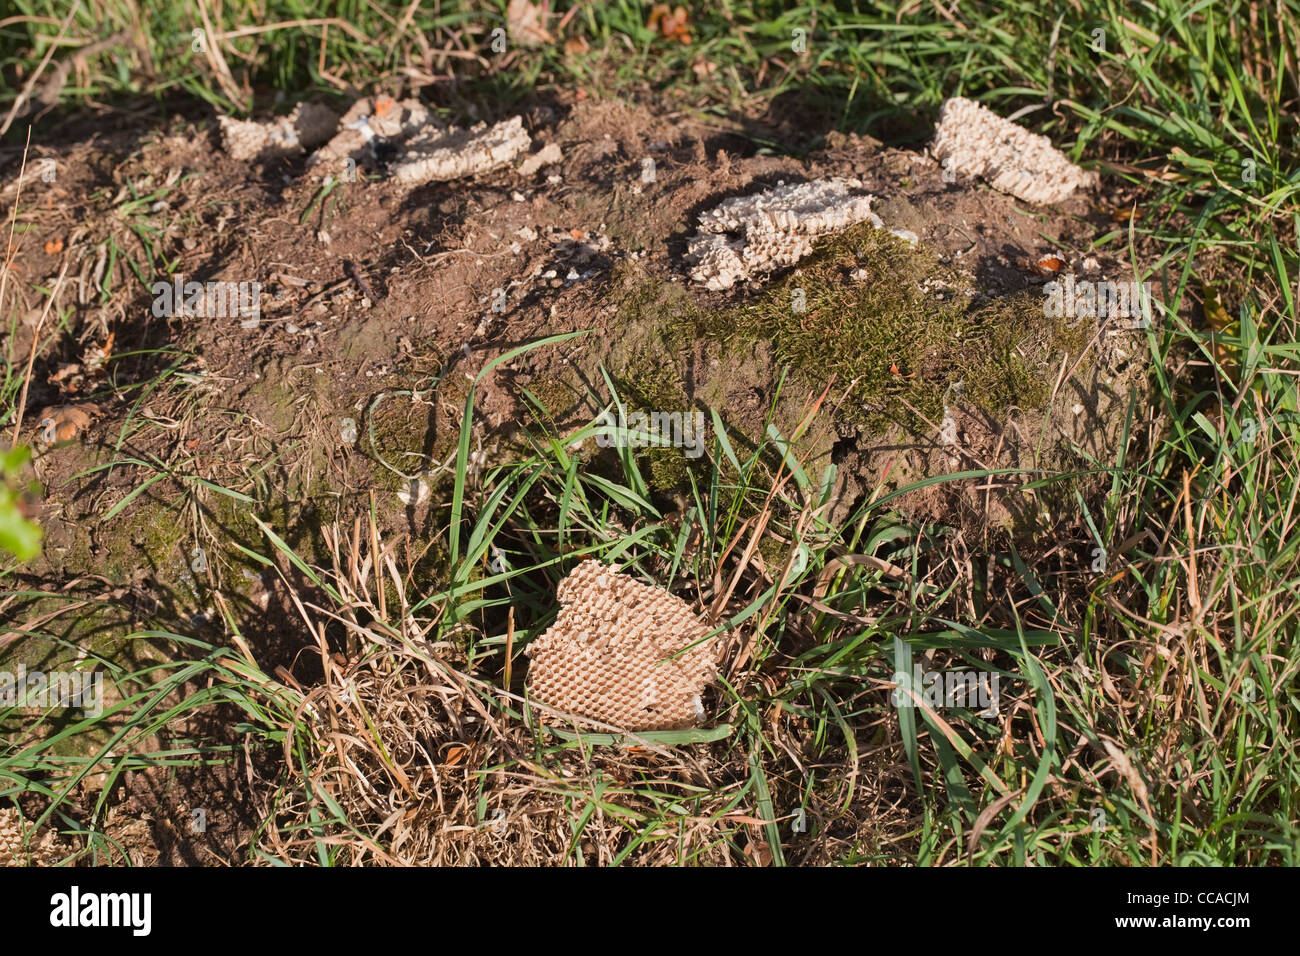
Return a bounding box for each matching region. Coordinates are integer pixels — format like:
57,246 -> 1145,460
524,560 -> 719,731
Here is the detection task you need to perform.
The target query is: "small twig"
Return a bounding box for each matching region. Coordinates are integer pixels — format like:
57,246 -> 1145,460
12,260 -> 70,448
503,605 -> 516,693
296,276 -> 350,311
0,126 -> 31,360
343,259 -> 377,301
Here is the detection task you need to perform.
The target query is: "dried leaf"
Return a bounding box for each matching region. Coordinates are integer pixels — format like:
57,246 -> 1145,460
1100,737 -> 1151,811
1202,284 -> 1235,331
1202,283 -> 1238,370
38,404 -> 96,444
48,363 -> 83,391
84,331 -> 114,371
647,4 -> 691,43
725,813 -> 772,826
507,0 -> 552,47
1019,254 -> 1066,276
743,836 -> 773,866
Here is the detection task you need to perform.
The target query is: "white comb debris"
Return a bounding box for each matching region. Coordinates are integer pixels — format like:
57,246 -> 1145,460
517,141 -> 563,177
307,97 -> 435,172
686,179 -> 880,291
392,116 -> 532,185
221,97 -> 531,188
931,96 -> 1091,204
218,102 -> 339,161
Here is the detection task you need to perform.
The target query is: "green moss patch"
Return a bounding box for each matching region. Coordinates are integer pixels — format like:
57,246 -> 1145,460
516,226 -> 1103,519
686,223 -> 1089,436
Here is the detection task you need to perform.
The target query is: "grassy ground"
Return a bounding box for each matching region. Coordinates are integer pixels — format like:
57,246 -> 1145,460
1,0 -> 1298,864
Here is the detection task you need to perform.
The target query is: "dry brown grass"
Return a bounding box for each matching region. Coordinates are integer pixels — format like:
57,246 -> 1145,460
239,488 -> 924,866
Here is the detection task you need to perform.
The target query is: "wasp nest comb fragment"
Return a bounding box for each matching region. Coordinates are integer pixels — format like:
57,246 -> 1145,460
0,806 -> 71,866
218,102 -> 338,161
931,97 -> 1090,205
221,97 -> 532,188
306,96 -> 435,172
392,115 -> 532,185
525,560 -> 720,731
687,178 -> 880,291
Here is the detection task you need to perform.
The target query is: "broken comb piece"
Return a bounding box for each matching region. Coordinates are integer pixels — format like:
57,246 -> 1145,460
524,560 -> 719,731
932,97 -> 1090,205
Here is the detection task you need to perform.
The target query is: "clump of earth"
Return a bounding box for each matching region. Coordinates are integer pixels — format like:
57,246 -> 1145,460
6,90 -> 1164,685
0,86 -> 1179,863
